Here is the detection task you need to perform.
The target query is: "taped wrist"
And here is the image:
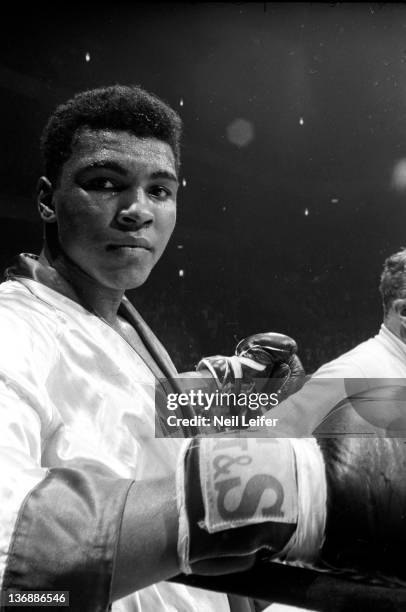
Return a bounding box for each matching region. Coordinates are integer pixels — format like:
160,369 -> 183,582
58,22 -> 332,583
176,436 -> 327,575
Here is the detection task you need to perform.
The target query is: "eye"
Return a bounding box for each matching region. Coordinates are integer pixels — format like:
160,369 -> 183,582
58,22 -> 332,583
149,185 -> 172,200
84,177 -> 120,191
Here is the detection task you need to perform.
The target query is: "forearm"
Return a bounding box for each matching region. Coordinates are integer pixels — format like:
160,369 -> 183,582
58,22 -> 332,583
112,475 -> 179,601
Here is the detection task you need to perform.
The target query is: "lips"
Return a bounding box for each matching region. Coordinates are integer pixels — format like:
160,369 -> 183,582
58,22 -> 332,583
106,236 -> 152,251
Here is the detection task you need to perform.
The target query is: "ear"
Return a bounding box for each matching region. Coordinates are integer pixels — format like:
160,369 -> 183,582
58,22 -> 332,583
37,176 -> 57,223
393,298 -> 406,320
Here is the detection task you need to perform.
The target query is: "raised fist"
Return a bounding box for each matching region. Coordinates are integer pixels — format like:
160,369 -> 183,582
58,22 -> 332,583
196,332 -> 305,400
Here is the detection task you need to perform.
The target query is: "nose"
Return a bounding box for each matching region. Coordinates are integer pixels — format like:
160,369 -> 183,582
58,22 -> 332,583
116,189 -> 154,228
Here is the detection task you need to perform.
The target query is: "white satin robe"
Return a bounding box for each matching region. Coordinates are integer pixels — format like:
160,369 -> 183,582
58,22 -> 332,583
0,263 -> 230,612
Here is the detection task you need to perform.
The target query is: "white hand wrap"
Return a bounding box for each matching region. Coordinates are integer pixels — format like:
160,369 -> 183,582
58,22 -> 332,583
277,438 -> 327,566
176,436 -> 327,575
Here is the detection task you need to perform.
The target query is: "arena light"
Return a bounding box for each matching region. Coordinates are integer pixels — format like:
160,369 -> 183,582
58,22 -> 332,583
226,118 -> 254,147
391,158 -> 406,191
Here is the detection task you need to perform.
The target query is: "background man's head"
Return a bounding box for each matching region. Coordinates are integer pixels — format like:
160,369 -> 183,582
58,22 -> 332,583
37,84 -> 182,292
379,248 -> 406,339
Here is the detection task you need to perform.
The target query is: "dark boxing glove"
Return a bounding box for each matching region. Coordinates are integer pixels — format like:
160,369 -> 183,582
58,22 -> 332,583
314,386 -> 406,584
196,332 -> 305,400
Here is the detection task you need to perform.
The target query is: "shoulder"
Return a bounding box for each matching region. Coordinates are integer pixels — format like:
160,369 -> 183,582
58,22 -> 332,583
313,336 -> 386,379
0,279 -> 61,363
0,278 -> 60,325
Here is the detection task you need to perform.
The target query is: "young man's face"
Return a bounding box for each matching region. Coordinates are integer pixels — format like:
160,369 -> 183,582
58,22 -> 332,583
47,128 -> 178,290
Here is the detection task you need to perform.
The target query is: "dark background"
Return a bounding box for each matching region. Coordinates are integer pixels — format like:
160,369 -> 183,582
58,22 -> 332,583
1,2 -> 406,372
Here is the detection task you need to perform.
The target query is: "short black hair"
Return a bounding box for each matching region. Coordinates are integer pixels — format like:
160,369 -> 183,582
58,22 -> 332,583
40,84 -> 182,183
379,248 -> 406,316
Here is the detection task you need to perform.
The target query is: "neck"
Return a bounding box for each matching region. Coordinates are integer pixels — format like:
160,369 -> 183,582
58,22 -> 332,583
40,244 -> 124,325
384,314 -> 406,343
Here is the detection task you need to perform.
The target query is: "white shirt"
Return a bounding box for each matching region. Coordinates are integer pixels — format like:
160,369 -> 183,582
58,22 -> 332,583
268,324 -> 406,436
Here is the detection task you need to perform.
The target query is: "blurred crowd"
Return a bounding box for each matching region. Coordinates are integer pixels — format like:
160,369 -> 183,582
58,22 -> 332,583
130,266 -> 381,375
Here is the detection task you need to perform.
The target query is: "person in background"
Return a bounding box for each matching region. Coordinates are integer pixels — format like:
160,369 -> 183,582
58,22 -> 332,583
266,247 -> 406,437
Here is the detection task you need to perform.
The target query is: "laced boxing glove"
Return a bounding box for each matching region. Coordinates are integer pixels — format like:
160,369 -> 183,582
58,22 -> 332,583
175,386 -> 406,585
196,332 -> 305,401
